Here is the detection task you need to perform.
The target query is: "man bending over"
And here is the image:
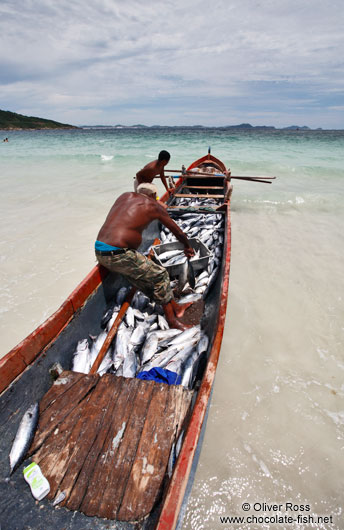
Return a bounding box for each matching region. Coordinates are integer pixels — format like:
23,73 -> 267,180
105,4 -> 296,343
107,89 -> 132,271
95,183 -> 194,330
134,150 -> 174,196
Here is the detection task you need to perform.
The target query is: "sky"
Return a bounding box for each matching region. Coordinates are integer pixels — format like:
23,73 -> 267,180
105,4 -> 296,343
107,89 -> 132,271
0,0 -> 343,128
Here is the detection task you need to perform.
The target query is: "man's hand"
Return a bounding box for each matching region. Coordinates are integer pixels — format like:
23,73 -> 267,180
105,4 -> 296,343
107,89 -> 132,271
184,246 -> 195,259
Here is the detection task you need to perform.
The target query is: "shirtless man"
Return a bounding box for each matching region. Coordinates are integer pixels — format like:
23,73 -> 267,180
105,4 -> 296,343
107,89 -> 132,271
134,150 -> 174,196
95,183 -> 195,330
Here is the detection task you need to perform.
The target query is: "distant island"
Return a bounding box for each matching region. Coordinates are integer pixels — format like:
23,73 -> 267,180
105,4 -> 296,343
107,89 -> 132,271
0,109 -> 77,130
1,110 -> 325,131
82,123 -> 321,131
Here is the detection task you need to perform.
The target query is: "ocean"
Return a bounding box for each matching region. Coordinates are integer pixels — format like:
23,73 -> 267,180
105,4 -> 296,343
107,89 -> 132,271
1,127 -> 343,529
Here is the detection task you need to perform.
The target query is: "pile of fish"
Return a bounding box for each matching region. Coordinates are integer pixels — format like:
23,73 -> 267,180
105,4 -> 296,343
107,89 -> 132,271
159,209 -> 224,298
72,285 -> 208,390
174,196 -> 222,208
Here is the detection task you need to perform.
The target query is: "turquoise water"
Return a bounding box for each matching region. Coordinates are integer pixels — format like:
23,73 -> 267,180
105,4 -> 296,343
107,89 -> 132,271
1,128 -> 343,528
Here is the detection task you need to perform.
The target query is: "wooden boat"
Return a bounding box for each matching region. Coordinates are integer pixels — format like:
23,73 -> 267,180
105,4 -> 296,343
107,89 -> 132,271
0,152 -> 231,529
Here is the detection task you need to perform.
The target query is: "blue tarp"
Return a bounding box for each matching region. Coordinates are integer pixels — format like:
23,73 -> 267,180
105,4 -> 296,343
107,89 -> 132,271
137,367 -> 181,385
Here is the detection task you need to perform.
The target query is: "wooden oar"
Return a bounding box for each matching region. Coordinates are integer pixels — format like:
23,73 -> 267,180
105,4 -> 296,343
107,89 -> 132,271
229,176 -> 272,184
164,171 -> 276,180
89,238 -> 160,375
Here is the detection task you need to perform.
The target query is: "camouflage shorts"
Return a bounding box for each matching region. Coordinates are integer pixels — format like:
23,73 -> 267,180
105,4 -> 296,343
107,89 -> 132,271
96,249 -> 173,305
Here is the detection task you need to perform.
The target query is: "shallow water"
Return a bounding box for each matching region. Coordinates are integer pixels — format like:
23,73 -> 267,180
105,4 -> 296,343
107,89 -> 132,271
1,128 -> 343,528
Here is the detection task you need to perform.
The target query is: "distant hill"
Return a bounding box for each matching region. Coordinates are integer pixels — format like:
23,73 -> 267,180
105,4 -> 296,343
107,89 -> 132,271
283,125 -> 310,130
0,109 -> 77,130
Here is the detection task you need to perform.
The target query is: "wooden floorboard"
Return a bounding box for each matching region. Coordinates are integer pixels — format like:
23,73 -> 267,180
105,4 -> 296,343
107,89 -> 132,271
30,371 -> 99,454
30,372 -> 193,522
95,379 -> 156,520
65,376 -> 125,511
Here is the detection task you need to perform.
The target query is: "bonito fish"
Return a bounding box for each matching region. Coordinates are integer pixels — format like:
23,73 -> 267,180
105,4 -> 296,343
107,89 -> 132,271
72,338 -> 91,374
9,403 -> 39,474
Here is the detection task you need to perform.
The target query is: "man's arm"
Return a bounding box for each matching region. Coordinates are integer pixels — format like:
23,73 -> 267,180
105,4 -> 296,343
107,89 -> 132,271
156,206 -> 194,258
160,170 -> 172,195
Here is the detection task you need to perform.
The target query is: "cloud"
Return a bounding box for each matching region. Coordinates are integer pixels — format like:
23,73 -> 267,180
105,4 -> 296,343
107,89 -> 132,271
0,0 -> 343,127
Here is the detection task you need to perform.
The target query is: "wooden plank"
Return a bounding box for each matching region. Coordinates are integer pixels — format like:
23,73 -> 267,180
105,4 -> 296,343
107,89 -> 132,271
117,385 -> 191,521
80,378 -> 155,519
64,377 -> 125,510
33,390 -> 92,479
49,374 -> 122,503
116,384 -> 172,521
174,193 -> 224,199
29,371 -> 99,454
40,374 -> 113,499
39,370 -> 84,413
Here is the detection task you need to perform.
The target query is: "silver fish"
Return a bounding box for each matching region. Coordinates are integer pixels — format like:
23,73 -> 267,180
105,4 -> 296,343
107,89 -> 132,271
187,259 -> 196,289
9,403 -> 39,474
168,325 -> 201,346
122,348 -> 137,378
158,314 -> 169,330
164,254 -> 187,267
195,276 -> 209,289
129,321 -> 150,350
196,270 -> 208,281
89,330 -> 112,369
97,349 -> 113,376
112,324 -> 132,370
116,286 -> 128,306
143,345 -> 180,371
197,333 -> 209,355
72,339 -> 91,374
132,308 -> 145,321
159,249 -> 184,262
203,267 -> 219,299
181,353 -> 198,389
141,333 -> 159,364
125,306 -> 135,328
156,337 -> 199,369
106,310 -> 119,331
177,293 -> 202,304
178,258 -> 188,292
133,292 -> 150,312
166,344 -> 196,374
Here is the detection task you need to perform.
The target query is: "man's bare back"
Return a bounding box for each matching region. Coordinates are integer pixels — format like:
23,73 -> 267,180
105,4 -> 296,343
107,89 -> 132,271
97,192 -> 193,256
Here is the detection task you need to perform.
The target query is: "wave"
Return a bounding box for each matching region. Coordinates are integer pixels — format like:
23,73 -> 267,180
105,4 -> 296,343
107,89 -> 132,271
100,154 -> 114,161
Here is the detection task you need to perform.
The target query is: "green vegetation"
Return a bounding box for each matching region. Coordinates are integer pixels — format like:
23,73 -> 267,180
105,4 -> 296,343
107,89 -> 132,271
0,109 -> 77,130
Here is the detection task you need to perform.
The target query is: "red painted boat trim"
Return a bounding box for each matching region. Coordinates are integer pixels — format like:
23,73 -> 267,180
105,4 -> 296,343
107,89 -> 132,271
187,153 -> 226,173
156,202 -> 231,530
0,265 -> 108,394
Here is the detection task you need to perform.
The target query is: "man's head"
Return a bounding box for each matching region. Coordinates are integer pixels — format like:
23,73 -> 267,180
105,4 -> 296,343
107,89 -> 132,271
158,150 -> 171,164
137,182 -> 158,199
